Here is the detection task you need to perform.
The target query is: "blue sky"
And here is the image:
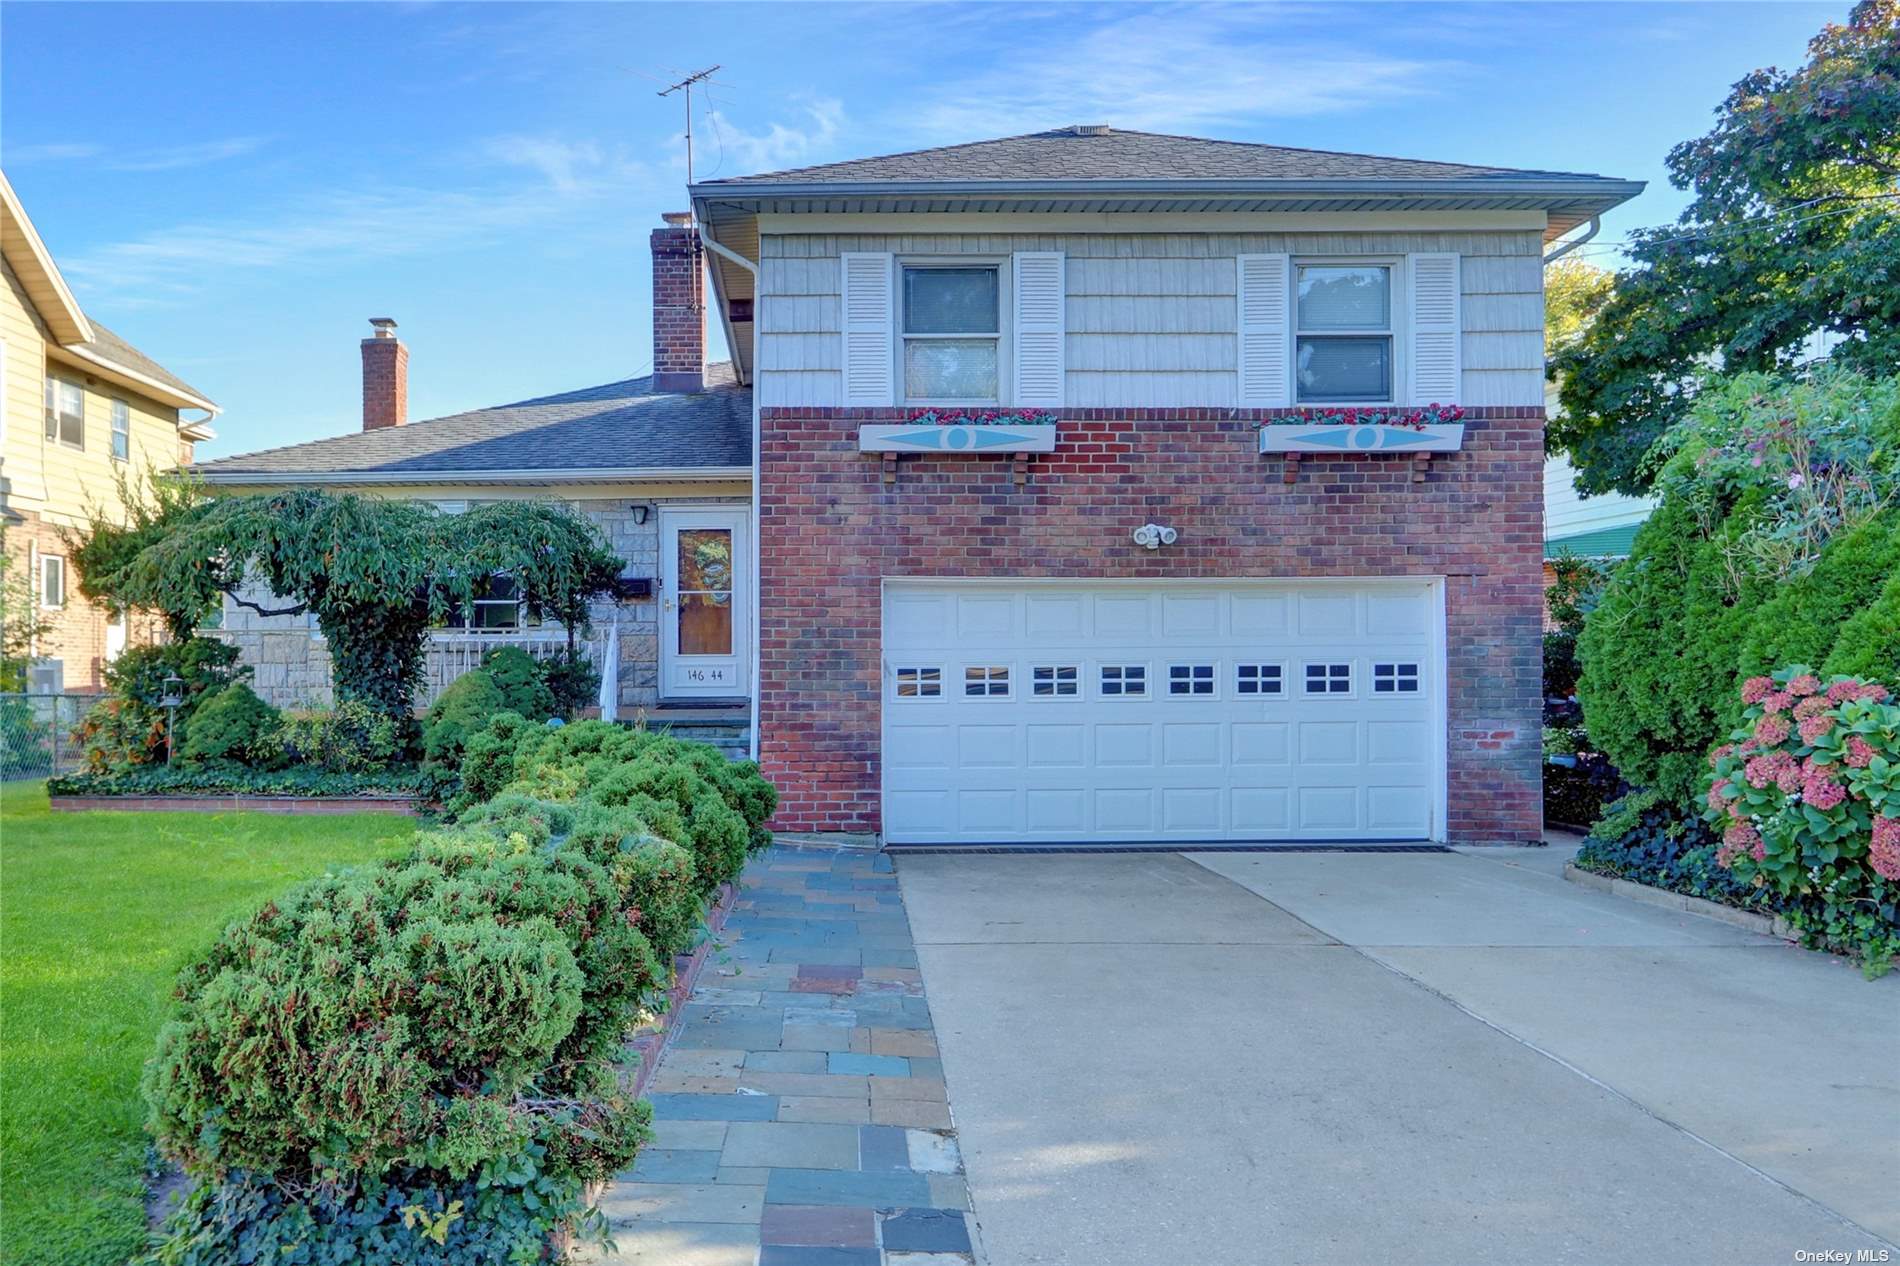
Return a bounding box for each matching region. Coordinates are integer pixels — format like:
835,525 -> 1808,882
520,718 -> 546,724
2,1 -> 1842,459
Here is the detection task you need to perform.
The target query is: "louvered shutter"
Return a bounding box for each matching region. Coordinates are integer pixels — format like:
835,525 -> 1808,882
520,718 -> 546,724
841,252 -> 895,406
1012,251 -> 1065,407
1407,253 -> 1461,405
1236,254 -> 1291,407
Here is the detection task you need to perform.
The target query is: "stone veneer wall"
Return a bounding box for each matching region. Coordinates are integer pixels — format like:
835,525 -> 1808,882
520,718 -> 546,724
209,495 -> 741,712
756,407 -> 1548,846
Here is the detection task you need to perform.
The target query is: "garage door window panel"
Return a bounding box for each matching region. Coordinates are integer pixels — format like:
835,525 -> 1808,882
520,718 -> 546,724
1373,662 -> 1420,694
1032,665 -> 1079,697
965,665 -> 1011,697
1100,664 -> 1147,697
1304,662 -> 1353,695
894,666 -> 943,699
1169,664 -> 1216,696
1237,663 -> 1284,696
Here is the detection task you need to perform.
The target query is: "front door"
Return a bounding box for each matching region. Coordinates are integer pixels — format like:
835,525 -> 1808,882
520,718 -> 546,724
659,508 -> 749,699
104,611 -> 127,664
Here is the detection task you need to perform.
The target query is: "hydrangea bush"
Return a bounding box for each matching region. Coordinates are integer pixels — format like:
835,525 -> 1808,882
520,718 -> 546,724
1703,665 -> 1900,977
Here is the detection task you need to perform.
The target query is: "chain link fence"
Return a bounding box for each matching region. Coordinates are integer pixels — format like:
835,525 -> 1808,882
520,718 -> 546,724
0,693 -> 98,782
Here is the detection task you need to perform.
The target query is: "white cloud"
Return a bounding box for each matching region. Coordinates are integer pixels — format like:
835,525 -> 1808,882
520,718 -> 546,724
4,136 -> 267,171
691,98 -> 844,179
905,7 -> 1454,140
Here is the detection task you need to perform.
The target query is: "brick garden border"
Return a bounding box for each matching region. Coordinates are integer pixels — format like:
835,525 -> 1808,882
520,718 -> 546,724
50,794 -> 427,815
625,879 -> 740,1099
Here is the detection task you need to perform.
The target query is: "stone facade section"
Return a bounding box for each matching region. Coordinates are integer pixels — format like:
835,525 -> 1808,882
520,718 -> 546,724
212,495 -> 739,713
757,407 -> 1547,846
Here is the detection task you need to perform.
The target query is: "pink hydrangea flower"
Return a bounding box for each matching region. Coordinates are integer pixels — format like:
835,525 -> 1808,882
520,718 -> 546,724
1826,680 -> 1863,704
1845,736 -> 1877,768
1871,817 -> 1900,882
1802,772 -> 1847,810
1754,714 -> 1792,746
1708,743 -> 1736,769
1743,754 -> 1777,788
1857,683 -> 1891,703
1762,691 -> 1795,715
1798,713 -> 1835,744
1706,779 -> 1733,810
1776,758 -> 1805,793
1786,673 -> 1821,697
1793,696 -> 1831,721
1741,676 -> 1776,704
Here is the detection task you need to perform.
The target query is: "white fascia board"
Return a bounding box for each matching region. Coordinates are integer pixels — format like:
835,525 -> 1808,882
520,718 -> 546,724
756,210 -> 1549,235
57,344 -> 220,415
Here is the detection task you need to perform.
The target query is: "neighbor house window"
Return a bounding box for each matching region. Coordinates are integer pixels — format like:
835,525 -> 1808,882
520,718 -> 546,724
110,399 -> 131,460
1295,264 -> 1394,403
44,377 -> 84,448
902,264 -> 1000,403
40,555 -> 65,609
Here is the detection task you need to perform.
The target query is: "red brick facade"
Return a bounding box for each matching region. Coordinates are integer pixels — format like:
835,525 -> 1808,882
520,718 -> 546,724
650,217 -> 705,393
758,406 -> 1547,845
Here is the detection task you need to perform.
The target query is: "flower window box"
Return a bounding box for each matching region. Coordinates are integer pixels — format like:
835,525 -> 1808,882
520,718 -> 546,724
859,409 -> 1059,454
1257,405 -> 1466,454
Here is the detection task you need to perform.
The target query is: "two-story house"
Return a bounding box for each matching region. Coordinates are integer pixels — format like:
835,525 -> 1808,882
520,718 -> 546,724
197,127 -> 1640,846
2,172 -> 220,692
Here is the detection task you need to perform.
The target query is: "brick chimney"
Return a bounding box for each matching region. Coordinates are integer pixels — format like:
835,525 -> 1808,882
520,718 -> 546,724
651,212 -> 704,393
361,317 -> 408,430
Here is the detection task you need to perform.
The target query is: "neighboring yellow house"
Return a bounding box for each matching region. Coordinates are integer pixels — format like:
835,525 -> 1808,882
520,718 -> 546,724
1,171 -> 219,692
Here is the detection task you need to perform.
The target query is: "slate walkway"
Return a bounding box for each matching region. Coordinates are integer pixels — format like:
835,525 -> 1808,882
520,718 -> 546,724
586,845 -> 977,1266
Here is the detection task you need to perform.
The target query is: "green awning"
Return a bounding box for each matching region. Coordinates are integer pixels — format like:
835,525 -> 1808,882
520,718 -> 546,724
1546,521 -> 1645,561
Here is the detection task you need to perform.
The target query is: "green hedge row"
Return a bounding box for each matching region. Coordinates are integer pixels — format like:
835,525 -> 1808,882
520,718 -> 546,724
146,716 -> 775,1263
48,764 -> 431,799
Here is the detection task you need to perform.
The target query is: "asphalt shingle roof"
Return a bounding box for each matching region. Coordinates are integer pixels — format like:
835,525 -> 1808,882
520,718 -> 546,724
195,362 -> 749,479
701,127 -> 1613,187
85,321 -> 215,404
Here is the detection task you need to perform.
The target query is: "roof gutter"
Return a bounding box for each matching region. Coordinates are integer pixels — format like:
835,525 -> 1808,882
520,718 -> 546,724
695,214 -> 765,764
62,343 -> 221,420
192,465 -> 753,486
1543,216 -> 1602,265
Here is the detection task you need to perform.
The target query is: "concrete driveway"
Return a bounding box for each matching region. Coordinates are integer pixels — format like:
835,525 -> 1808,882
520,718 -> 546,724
896,845 -> 1898,1266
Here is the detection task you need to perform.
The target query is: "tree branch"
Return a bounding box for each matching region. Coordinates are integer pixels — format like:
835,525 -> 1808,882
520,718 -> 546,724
221,588 -> 311,619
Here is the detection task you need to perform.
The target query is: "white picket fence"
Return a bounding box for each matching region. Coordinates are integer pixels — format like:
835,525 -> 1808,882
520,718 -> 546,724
420,631 -> 599,709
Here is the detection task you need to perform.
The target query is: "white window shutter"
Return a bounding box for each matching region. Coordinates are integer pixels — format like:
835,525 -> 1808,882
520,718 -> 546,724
1407,253 -> 1461,405
1236,254 -> 1291,407
1012,251 -> 1064,407
840,252 -> 895,406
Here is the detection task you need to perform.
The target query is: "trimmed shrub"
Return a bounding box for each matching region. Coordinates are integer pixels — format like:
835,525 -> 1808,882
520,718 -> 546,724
1704,666 -> 1900,977
178,682 -> 282,768
421,670 -> 507,771
76,637 -> 246,768
538,648 -> 602,718
47,764 -> 427,799
482,646 -> 557,721
1574,789 -> 1769,912
1579,371 -> 1900,805
1823,564 -> 1900,684
276,699 -> 407,773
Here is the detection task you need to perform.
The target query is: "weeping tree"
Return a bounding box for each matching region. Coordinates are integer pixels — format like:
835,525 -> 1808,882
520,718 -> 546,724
86,489 -> 623,722
63,466 -> 222,641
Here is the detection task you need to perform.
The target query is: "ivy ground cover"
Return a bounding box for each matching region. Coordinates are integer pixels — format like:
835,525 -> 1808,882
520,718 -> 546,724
0,783 -> 411,1266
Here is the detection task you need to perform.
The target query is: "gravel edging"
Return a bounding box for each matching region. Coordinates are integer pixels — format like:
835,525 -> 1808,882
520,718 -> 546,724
1563,862 -> 1797,940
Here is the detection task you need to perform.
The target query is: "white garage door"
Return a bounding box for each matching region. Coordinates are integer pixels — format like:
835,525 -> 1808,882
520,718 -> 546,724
881,581 -> 1444,845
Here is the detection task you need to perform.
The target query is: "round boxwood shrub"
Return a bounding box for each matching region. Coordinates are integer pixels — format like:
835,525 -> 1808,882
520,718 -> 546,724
420,670 -> 506,771
178,682 -> 283,768
481,646 -> 557,721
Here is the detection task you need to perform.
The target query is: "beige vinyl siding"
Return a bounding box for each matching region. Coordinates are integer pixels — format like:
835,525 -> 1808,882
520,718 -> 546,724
756,230 -> 1545,409
1,257 -> 53,505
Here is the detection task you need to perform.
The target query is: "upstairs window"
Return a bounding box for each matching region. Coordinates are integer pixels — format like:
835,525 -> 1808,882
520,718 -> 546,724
40,555 -> 65,609
44,377 -> 84,449
1295,264 -> 1393,403
902,265 -> 1000,403
111,399 -> 131,461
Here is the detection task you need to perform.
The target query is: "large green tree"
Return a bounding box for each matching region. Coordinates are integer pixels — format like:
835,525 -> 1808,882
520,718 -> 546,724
1551,0 -> 1900,495
87,490 -> 622,721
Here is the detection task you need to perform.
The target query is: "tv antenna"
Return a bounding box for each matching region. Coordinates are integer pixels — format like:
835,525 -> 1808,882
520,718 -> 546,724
658,65 -> 722,193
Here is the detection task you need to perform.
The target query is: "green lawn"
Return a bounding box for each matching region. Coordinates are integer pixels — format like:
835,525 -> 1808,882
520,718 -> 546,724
0,782 -> 412,1266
